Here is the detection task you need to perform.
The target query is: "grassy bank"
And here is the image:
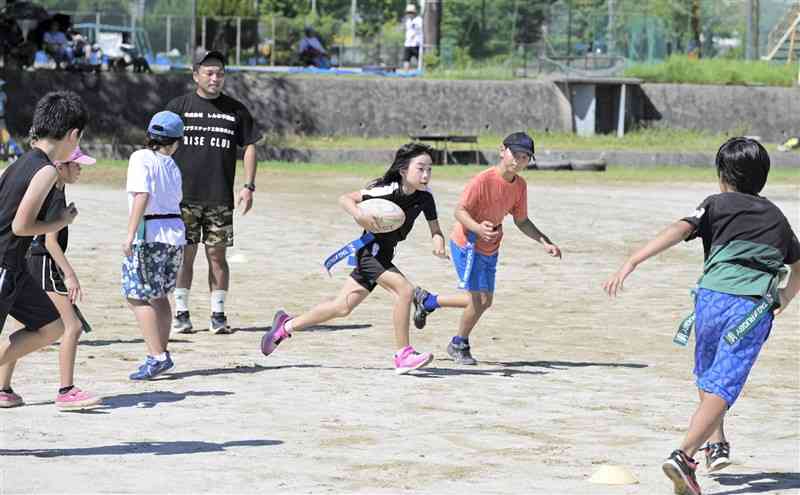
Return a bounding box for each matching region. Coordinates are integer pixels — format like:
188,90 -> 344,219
80,160 -> 798,189
624,56 -> 798,87
276,128 -> 773,152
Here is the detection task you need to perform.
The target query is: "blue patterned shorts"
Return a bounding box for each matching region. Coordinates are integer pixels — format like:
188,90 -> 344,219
694,288 -> 773,407
121,243 -> 183,301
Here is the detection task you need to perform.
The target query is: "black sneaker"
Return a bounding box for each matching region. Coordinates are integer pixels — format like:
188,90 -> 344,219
447,340 -> 477,365
412,287 -> 435,330
172,311 -> 194,334
662,449 -> 702,495
210,312 -> 232,334
701,441 -> 731,473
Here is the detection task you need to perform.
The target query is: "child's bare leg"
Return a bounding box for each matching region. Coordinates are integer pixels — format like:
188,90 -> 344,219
457,291 -> 493,339
49,294 -> 82,388
679,391 -> 728,457
289,277 -> 370,331
128,299 -> 166,356
376,271 -> 414,349
0,361 -> 16,389
151,297 -> 172,349
698,389 -> 726,444
0,320 -> 64,367
435,292 -> 470,308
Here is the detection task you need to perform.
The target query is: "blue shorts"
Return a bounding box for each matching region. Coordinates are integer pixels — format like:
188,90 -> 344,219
694,288 -> 773,407
121,243 -> 183,301
450,239 -> 498,293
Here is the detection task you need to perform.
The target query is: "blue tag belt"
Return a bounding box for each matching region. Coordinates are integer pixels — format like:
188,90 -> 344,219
323,232 -> 375,275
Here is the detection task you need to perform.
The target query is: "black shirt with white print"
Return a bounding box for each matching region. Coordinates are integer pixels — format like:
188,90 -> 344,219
166,92 -> 261,207
29,186 -> 68,257
0,149 -> 57,271
360,182 -> 437,258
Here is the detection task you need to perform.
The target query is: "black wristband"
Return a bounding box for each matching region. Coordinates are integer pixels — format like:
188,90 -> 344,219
243,183 -> 255,192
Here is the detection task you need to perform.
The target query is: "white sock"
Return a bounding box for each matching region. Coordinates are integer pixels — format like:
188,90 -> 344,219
174,288 -> 190,312
211,290 -> 226,314
285,319 -> 294,332
154,353 -> 168,361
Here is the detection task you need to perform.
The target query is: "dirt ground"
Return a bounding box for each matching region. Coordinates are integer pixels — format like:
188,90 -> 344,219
1,173 -> 798,494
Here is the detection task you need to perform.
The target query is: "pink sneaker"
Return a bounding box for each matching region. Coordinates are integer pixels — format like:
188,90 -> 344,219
0,390 -> 24,408
55,387 -> 102,410
261,310 -> 292,356
394,346 -> 433,375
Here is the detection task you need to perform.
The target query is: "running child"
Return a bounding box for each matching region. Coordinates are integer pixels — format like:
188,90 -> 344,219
0,147 -> 100,409
123,111 -> 186,380
261,143 -> 446,374
411,132 -> 562,365
602,137 -> 800,495
0,91 -> 85,407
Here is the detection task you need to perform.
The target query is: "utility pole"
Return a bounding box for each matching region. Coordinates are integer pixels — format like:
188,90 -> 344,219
423,0 -> 442,56
745,0 -> 753,60
607,0 -> 615,55
351,0 -> 357,44
190,0 -> 197,56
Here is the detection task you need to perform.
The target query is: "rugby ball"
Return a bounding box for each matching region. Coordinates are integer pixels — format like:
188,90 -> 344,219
358,198 -> 406,233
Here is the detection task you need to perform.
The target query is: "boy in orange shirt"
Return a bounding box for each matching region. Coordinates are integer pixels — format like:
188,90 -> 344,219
414,132 -> 562,364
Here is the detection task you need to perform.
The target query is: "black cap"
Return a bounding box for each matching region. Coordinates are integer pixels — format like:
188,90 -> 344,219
193,49 -> 225,69
503,131 -> 535,156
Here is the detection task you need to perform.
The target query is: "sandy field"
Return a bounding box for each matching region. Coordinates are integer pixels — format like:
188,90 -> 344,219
1,171 -> 798,494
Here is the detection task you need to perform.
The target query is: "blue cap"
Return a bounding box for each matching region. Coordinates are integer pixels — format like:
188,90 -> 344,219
147,111 -> 184,139
503,131 -> 535,157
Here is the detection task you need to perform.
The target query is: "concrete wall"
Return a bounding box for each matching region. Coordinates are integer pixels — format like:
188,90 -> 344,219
1,71 -> 797,145
638,83 -> 800,142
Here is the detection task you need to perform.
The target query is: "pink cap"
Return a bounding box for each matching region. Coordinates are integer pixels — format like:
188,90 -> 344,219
63,147 -> 96,166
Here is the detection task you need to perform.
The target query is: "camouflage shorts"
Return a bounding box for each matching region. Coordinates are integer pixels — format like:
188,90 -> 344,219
181,203 -> 234,247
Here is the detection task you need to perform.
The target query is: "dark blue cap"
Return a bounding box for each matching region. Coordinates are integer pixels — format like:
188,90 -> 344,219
503,132 -> 535,156
147,111 -> 184,139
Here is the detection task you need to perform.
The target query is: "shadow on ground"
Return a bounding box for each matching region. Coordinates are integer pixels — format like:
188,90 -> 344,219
710,472 -> 800,495
235,323 -> 372,333
0,439 -> 282,457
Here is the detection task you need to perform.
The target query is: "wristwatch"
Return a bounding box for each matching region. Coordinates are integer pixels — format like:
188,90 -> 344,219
243,183 -> 256,192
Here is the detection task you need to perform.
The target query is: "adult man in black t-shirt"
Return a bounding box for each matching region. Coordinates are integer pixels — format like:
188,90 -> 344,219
166,50 -> 261,335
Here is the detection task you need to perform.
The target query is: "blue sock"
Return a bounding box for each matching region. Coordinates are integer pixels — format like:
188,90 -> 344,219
423,293 -> 439,312
451,335 -> 468,345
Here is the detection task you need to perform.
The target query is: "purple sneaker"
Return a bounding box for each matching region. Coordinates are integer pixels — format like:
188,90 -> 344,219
0,390 -> 24,408
261,310 -> 292,356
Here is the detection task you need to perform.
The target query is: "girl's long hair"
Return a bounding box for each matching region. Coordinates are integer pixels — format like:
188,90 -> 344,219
367,142 -> 434,190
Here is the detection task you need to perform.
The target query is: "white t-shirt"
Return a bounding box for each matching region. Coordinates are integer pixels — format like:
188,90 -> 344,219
126,149 -> 186,246
404,16 -> 423,48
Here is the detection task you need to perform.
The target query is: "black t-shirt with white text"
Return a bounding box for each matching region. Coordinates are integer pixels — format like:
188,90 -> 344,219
29,186 -> 68,257
166,92 -> 261,207
0,149 -> 57,270
360,182 -> 438,258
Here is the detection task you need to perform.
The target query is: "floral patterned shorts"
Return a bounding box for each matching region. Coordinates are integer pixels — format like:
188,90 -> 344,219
121,243 -> 183,301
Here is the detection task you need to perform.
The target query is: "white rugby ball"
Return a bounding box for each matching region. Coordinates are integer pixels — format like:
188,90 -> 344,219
358,198 -> 406,233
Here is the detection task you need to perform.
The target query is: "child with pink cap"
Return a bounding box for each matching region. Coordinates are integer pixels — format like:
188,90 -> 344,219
0,146 -> 102,409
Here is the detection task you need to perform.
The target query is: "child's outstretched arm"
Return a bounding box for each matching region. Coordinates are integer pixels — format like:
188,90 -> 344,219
426,219 -> 447,259
338,190 -> 380,233
603,219 -> 694,297
514,217 -> 562,259
776,260 -> 800,316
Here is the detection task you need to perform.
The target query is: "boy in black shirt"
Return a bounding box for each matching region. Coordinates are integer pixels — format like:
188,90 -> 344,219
0,91 -> 86,407
603,137 -> 800,495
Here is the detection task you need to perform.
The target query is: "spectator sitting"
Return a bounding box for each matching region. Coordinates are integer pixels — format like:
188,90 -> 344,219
43,21 -> 72,68
298,27 -> 330,69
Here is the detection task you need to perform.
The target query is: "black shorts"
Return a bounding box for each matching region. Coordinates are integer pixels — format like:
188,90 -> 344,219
27,255 -> 68,295
403,46 -> 420,62
0,266 -> 60,333
349,243 -> 402,292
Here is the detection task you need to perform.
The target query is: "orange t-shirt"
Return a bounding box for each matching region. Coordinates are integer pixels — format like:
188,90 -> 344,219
450,167 -> 528,255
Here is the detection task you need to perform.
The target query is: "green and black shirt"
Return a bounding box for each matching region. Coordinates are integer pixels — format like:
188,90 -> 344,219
682,192 -> 800,297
